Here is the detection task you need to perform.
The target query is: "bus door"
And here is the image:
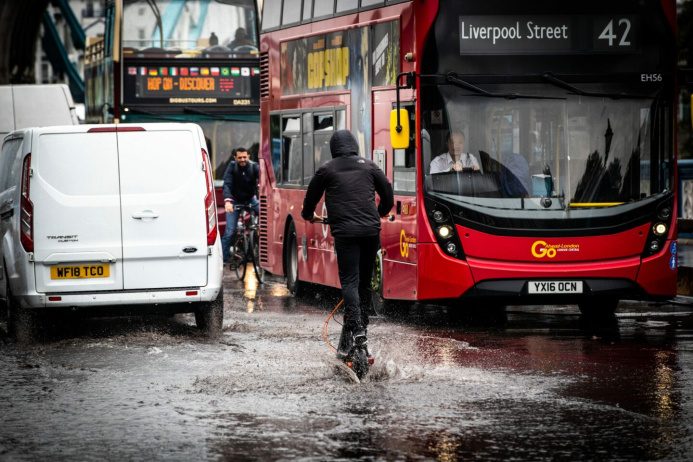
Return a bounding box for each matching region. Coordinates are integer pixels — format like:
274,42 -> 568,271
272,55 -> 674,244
373,94 -> 418,301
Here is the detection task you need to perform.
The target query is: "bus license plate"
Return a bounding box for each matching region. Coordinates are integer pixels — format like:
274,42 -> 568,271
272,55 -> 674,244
50,265 -> 110,280
528,281 -> 583,294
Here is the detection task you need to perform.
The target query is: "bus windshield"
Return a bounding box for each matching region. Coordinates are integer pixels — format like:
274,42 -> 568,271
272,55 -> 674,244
421,82 -> 671,212
123,0 -> 258,57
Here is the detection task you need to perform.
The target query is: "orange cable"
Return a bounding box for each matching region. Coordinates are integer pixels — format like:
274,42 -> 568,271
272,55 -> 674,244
322,299 -> 343,354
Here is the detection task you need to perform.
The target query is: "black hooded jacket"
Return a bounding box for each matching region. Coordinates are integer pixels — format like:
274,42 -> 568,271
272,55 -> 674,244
302,130 -> 394,237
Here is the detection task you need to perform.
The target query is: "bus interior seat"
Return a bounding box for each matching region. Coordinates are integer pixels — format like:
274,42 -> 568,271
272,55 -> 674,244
500,153 -> 531,197
479,150 -> 493,174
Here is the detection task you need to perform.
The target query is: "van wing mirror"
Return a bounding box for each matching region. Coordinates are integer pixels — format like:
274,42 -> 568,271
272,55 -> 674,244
390,109 -> 410,149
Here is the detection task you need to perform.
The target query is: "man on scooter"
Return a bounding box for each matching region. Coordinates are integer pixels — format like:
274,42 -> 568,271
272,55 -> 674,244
301,130 -> 394,357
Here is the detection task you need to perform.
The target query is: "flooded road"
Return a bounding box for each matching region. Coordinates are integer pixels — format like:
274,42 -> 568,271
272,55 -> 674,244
2,268 -> 693,461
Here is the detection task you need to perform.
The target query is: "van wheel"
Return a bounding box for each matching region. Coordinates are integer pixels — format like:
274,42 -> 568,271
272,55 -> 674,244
6,279 -> 36,344
286,222 -> 305,296
195,290 -> 224,337
4,269 -> 34,343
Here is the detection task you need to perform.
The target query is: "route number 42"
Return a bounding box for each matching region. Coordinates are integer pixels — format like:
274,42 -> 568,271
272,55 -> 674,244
598,19 -> 632,47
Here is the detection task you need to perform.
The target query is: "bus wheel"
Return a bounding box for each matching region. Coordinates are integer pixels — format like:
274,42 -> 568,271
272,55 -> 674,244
371,250 -> 408,318
578,299 -> 618,318
286,222 -> 304,296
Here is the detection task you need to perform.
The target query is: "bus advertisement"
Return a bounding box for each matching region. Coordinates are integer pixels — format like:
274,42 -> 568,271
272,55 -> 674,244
85,0 -> 262,230
258,0 -> 678,317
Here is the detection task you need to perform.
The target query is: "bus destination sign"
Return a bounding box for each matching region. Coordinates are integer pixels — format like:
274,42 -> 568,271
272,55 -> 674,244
459,15 -> 639,54
123,63 -> 260,106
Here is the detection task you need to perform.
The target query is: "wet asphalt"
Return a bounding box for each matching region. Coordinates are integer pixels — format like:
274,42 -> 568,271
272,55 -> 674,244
1,267 -> 693,461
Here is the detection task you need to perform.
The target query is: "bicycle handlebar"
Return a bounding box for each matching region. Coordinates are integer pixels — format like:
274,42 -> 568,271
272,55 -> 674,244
233,204 -> 256,213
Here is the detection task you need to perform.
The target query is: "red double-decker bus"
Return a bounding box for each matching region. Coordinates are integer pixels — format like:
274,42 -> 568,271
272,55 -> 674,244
258,0 -> 678,316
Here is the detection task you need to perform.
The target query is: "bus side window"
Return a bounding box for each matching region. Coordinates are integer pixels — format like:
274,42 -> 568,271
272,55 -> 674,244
282,116 -> 302,185
262,0 -> 282,31
313,113 -> 334,171
303,112 -> 314,184
393,105 -> 416,193
302,0 -> 313,22
270,113 -> 282,183
313,1 -> 334,19
282,0 -> 301,26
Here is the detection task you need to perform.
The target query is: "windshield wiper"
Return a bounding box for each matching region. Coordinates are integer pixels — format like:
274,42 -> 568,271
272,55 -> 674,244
446,73 -> 562,100
542,72 -> 652,100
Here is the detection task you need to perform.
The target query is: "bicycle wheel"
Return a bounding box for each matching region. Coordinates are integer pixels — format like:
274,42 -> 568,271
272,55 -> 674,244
251,228 -> 265,283
234,234 -> 247,280
352,347 -> 369,380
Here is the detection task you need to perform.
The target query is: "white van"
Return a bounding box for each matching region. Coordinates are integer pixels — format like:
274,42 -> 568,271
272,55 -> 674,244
0,84 -> 79,137
0,123 -> 224,341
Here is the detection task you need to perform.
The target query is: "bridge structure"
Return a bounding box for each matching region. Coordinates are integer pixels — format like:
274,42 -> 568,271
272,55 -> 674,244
0,0 -> 86,102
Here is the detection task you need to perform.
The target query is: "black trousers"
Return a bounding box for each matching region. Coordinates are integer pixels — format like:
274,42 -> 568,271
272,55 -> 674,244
334,234 -> 380,330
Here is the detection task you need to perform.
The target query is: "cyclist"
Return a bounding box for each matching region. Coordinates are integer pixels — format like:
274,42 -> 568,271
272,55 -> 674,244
301,130 -> 394,357
222,147 -> 260,268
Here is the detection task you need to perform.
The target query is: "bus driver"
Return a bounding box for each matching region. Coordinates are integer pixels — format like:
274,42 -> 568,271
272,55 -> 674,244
430,131 -> 481,174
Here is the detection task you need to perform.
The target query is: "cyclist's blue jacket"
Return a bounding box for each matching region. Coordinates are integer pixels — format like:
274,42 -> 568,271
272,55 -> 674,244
301,130 -> 394,237
223,160 -> 259,204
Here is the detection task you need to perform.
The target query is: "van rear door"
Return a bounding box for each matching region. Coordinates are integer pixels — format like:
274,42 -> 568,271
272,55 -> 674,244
33,128 -> 124,293
117,126 -> 208,290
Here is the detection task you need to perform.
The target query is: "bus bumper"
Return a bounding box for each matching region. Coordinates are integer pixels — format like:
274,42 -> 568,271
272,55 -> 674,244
415,242 -> 677,303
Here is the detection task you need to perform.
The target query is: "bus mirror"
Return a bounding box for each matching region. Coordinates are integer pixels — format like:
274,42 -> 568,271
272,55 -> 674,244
390,109 -> 410,149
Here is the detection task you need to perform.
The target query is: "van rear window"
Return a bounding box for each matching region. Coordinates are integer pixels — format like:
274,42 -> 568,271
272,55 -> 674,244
37,133 -> 120,197
117,130 -> 197,195
0,138 -> 22,191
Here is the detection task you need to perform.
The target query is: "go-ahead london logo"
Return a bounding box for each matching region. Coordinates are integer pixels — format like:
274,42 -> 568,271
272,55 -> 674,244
531,240 -> 580,259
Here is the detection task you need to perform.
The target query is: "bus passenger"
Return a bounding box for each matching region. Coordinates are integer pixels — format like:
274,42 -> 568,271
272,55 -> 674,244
301,130 -> 394,357
430,131 -> 480,174
221,147 -> 259,268
230,28 -> 254,50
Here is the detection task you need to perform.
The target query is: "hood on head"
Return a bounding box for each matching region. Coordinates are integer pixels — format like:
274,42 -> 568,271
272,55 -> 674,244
329,130 -> 359,158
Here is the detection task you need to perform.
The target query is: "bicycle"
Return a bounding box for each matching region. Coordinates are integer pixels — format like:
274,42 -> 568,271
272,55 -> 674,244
315,216 -> 373,380
230,204 -> 265,283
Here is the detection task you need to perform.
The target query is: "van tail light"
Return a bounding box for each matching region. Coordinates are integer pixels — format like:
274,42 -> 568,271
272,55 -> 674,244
202,149 -> 218,245
20,154 -> 34,252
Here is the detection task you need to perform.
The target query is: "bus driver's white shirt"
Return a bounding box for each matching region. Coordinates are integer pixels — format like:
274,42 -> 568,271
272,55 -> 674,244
430,152 -> 481,174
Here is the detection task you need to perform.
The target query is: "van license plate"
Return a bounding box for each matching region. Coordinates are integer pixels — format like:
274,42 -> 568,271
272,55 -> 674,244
528,281 -> 583,294
50,265 -> 110,280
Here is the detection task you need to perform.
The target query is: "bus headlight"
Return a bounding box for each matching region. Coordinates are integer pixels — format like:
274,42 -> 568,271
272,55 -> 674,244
658,207 -> 672,220
437,225 -> 453,239
433,210 -> 445,223
650,240 -> 661,252
446,242 -> 457,253
653,223 -> 667,236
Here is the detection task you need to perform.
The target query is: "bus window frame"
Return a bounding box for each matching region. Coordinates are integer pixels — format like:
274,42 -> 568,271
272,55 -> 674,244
336,0 -> 359,15
392,103 -> 417,196
261,0 -> 409,31
282,0 -> 303,28
312,0 -> 336,22
302,0 -> 313,23
272,106 -> 347,189
281,113 -> 303,188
